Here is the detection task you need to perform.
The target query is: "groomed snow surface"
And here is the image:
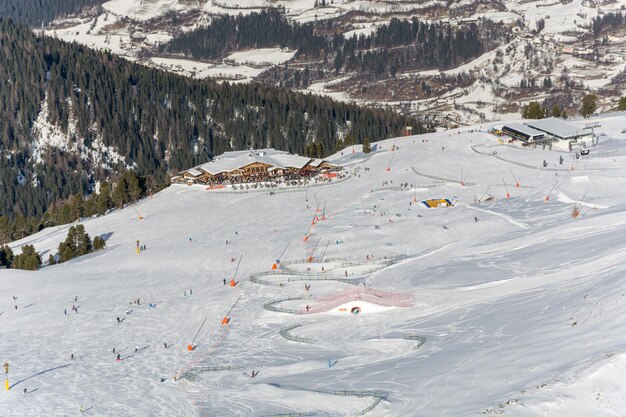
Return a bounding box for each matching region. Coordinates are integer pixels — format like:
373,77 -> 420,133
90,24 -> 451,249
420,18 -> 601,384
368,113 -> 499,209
3,113 -> 626,416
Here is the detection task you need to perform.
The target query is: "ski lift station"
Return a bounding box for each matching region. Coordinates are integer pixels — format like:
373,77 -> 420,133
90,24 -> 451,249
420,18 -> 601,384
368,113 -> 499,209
524,118 -> 593,142
501,118 -> 593,145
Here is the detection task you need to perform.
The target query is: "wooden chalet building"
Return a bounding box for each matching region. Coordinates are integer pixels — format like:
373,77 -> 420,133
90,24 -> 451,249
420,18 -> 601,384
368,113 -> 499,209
173,149 -> 340,185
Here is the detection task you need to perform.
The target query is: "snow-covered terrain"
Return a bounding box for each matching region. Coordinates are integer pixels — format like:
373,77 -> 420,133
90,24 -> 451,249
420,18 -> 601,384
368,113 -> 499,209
2,113 -> 626,416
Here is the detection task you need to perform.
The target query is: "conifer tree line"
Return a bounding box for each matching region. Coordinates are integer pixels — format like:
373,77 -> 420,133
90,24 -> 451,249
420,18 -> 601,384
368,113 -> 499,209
0,171 -> 153,245
161,11 -> 509,82
0,18 -> 421,229
592,12 -> 625,37
0,224 -> 106,270
0,0 -> 104,26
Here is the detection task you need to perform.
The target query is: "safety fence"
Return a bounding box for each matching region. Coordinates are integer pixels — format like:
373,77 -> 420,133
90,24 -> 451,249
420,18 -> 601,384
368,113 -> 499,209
263,384 -> 387,417
264,297 -> 304,314
279,254 -> 407,275
369,183 -> 443,193
203,173 -> 353,195
182,364 -> 245,381
279,323 -> 316,344
250,270 -> 362,286
411,167 -> 476,186
250,255 -> 409,286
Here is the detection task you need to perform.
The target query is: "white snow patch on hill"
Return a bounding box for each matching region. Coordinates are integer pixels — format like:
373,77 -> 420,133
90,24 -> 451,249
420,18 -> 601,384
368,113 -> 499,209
225,48 -> 297,66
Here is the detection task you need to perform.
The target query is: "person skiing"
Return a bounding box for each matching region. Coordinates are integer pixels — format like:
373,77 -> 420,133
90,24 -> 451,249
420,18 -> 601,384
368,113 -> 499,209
116,353 -> 121,362
64,308 -> 67,315
223,279 -> 227,285
474,216 -> 479,222
189,289 -> 192,295
135,346 -> 138,352
116,317 -> 121,323
305,305 -> 310,312
164,342 -> 168,349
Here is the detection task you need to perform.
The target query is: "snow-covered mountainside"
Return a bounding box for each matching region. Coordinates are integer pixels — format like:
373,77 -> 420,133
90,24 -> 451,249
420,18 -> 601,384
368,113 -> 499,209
2,113 -> 626,416
43,0 -> 626,125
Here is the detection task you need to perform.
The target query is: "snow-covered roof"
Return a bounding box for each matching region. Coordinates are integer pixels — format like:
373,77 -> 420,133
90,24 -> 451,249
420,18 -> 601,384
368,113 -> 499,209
309,158 -> 324,167
196,149 -> 315,175
524,118 -> 591,140
183,167 -> 203,177
502,123 -> 546,138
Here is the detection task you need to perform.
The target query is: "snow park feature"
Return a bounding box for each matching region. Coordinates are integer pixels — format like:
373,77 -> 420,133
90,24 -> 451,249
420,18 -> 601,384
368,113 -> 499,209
421,198 -> 456,208
3,113 -> 626,416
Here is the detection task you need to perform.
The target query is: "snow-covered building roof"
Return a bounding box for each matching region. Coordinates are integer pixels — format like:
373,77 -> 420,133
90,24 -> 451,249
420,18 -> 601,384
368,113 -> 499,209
524,118 -> 591,140
184,167 -> 203,177
193,149 -> 329,176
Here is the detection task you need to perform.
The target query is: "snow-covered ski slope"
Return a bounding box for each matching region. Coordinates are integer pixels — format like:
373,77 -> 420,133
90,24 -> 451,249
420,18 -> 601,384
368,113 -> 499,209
3,113 -> 626,416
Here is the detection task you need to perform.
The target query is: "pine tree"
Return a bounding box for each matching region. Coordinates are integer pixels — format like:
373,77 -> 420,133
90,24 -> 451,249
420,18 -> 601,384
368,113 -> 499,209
111,177 -> 128,209
97,182 -> 112,216
126,172 -> 142,203
0,245 -> 14,267
48,254 -> 56,266
524,101 -> 543,119
12,244 -> 41,270
93,236 -> 106,251
618,96 -> 626,111
362,138 -> 371,154
59,225 -> 91,262
580,94 -> 597,118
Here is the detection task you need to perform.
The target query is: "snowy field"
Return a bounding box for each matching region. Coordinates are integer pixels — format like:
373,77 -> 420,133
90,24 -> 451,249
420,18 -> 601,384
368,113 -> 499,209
2,113 -> 626,416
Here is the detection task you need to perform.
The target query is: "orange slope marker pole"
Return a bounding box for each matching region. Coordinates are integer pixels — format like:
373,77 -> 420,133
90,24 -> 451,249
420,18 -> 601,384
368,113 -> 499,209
509,168 -> 520,188
221,295 -> 242,326
385,152 -> 395,173
188,316 -> 208,351
272,242 -> 290,270
502,178 -> 510,199
460,168 -> 465,187
307,237 -> 322,263
572,191 -> 587,219
545,180 -> 558,201
132,207 -> 144,221
230,254 -> 243,287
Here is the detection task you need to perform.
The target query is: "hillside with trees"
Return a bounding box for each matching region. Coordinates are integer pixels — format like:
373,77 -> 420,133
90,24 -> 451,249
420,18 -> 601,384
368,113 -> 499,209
0,17 -> 422,240
161,11 -> 509,86
0,0 -> 104,26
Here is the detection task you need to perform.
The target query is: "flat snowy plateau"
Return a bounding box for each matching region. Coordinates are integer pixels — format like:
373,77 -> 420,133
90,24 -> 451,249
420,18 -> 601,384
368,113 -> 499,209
2,113 -> 626,416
